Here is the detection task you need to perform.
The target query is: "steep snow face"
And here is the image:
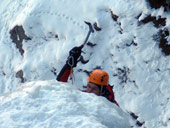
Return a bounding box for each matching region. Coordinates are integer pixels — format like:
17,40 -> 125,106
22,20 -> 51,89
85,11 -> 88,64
0,0 -> 170,128
0,80 -> 130,128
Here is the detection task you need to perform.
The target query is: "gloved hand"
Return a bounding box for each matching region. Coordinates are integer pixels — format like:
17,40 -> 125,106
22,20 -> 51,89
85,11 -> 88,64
66,46 -> 82,67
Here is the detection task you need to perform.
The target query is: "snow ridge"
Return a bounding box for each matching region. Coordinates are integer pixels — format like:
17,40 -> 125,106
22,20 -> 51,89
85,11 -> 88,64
0,0 -> 170,128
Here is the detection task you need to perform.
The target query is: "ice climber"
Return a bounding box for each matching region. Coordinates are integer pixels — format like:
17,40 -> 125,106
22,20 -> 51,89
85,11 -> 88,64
56,46 -> 119,107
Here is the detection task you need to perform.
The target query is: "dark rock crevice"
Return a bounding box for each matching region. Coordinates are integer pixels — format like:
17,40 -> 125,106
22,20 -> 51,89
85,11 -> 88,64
147,0 -> 170,11
10,25 -> 31,56
159,29 -> 170,55
113,67 -> 130,84
153,28 -> 170,56
110,9 -> 123,34
16,70 -> 25,83
130,112 -> 145,127
93,22 -> 102,31
139,15 -> 166,28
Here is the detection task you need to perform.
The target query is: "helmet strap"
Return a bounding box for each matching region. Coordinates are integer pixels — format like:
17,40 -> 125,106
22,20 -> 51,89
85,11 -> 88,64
99,85 -> 103,96
99,85 -> 107,96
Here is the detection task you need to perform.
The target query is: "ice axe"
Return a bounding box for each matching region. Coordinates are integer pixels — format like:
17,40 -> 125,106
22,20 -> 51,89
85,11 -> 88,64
79,21 -> 94,49
67,21 -> 94,67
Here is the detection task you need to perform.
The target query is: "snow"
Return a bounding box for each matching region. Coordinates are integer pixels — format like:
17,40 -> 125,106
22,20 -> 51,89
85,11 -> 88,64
0,80 -> 130,128
0,0 -> 170,128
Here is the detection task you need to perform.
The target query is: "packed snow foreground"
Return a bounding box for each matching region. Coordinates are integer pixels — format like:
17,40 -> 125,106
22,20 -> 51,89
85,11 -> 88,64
0,80 -> 130,128
0,0 -> 170,128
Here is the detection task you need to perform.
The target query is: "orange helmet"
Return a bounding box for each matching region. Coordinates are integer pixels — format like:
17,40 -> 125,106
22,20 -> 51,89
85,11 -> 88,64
88,69 -> 109,86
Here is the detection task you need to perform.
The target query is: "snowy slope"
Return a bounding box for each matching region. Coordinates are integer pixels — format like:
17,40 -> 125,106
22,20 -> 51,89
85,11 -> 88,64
0,80 -> 130,128
0,0 -> 170,128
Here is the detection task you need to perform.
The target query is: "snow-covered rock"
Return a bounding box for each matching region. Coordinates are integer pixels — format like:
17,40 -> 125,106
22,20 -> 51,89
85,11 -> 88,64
0,0 -> 170,128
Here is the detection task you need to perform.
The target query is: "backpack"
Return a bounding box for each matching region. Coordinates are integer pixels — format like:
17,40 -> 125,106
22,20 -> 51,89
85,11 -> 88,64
103,85 -> 119,107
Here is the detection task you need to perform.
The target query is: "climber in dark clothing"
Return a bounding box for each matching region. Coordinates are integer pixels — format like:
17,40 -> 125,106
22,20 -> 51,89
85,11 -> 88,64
57,46 -> 119,107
